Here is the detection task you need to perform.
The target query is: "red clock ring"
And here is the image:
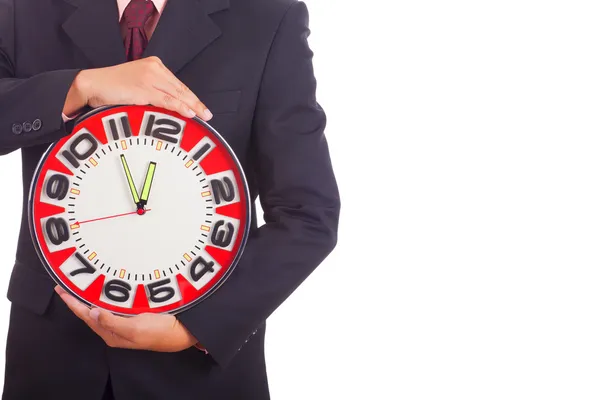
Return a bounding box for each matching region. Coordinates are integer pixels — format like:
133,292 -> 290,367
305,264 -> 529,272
28,105 -> 251,315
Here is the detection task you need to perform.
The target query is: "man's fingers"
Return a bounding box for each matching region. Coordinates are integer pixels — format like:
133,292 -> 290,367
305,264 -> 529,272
104,334 -> 142,350
157,92 -> 191,118
85,308 -> 142,349
89,319 -> 141,349
151,64 -> 212,120
55,285 -> 90,320
54,285 -> 67,296
149,91 -> 196,120
54,286 -> 145,350
81,309 -> 142,349
92,308 -> 139,342
55,288 -> 115,339
162,80 -> 212,121
89,322 -> 140,350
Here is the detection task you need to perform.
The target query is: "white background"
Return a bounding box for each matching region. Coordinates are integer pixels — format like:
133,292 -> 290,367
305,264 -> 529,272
2,0 -> 600,399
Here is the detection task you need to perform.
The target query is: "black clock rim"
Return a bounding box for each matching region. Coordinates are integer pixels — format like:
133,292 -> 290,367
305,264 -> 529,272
27,104 -> 252,316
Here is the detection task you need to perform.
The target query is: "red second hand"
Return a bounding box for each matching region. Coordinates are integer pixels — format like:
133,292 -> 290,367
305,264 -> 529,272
76,209 -> 152,225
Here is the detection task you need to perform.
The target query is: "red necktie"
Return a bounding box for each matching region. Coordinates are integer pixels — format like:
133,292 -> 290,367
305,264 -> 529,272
122,0 -> 156,61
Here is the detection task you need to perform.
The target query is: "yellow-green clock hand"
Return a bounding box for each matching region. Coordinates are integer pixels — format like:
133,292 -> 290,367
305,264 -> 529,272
139,162 -> 157,207
120,154 -> 140,205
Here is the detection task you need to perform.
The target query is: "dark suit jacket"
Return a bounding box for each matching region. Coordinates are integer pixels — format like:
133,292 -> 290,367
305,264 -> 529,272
0,0 -> 340,398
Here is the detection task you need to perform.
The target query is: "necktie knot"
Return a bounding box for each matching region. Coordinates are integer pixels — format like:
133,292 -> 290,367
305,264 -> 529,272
122,0 -> 155,29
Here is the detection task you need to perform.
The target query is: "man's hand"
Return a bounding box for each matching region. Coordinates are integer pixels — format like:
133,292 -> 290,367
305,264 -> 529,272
55,285 -> 198,352
63,56 -> 213,121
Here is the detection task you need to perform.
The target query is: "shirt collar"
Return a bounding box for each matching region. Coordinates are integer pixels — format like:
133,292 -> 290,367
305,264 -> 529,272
116,0 -> 168,20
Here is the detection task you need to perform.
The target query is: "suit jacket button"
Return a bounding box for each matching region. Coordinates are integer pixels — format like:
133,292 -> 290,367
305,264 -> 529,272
12,123 -> 23,135
23,122 -> 32,132
32,119 -> 42,131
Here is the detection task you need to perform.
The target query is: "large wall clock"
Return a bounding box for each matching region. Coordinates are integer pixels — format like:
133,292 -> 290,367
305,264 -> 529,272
28,105 -> 250,315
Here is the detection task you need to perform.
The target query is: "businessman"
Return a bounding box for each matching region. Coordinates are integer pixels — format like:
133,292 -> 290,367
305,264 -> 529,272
0,0 -> 340,398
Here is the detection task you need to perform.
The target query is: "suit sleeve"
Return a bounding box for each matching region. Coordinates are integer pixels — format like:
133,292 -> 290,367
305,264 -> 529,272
0,0 -> 81,156
177,1 -> 341,367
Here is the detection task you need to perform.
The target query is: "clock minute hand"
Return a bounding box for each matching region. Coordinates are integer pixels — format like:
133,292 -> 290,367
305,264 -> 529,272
138,161 -> 157,209
120,155 -> 141,206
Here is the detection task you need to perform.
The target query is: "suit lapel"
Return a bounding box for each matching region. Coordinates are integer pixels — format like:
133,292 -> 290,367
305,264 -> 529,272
143,0 -> 230,74
60,0 -> 229,71
61,0 -> 126,68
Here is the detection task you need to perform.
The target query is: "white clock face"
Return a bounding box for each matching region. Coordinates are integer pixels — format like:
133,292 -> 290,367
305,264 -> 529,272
30,106 -> 249,315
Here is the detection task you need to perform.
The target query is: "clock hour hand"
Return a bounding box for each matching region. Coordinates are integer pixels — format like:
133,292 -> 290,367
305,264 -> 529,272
138,161 -> 157,210
120,155 -> 141,206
